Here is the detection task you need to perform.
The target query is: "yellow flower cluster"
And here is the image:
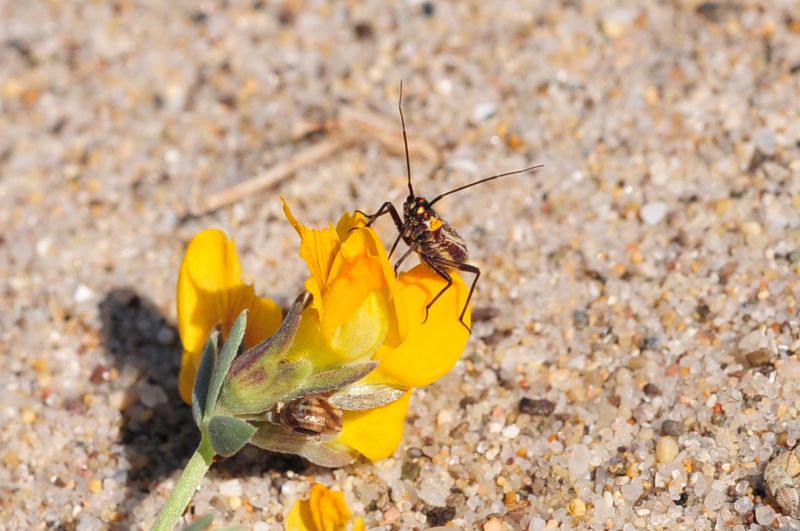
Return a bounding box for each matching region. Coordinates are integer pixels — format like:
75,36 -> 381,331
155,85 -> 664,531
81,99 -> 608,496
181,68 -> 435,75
176,200 -> 471,461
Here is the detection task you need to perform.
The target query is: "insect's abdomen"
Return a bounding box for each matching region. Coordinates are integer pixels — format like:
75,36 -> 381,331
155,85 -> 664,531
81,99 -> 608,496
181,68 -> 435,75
279,396 -> 343,436
425,222 -> 468,263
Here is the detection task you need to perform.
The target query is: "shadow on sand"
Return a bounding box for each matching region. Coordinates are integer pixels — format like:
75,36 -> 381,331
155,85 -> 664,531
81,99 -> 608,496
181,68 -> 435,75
99,288 -> 307,528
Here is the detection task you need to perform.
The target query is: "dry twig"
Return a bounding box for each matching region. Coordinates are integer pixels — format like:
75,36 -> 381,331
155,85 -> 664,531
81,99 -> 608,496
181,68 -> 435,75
193,105 -> 440,215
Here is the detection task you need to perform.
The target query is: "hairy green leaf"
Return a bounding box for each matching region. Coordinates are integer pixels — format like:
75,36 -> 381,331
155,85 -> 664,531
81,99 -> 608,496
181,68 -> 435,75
192,332 -> 218,426
206,310 -> 247,417
207,415 -> 256,457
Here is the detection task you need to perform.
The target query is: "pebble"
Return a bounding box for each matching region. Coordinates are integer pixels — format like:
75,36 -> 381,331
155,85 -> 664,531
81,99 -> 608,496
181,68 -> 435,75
87,478 -> 102,494
753,127 -> 777,155
567,497 -> 586,517
518,397 -> 555,416
483,517 -> 506,531
745,349 -> 771,367
501,424 -> 520,439
660,420 -> 682,437
656,436 -> 679,464
778,359 -> 800,380
219,479 -> 242,497
755,504 -> 776,525
640,201 -> 668,225
73,284 -> 95,303
437,409 -> 454,427
137,383 -> 168,407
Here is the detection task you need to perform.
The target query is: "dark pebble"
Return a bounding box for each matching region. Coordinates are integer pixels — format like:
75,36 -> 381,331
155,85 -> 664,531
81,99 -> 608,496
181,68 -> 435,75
90,364 -> 110,384
745,349 -> 771,367
406,447 -> 424,459
425,506 -> 455,526
472,306 -> 500,322
401,460 -> 421,481
518,397 -> 555,416
643,383 -> 662,397
661,419 -> 682,436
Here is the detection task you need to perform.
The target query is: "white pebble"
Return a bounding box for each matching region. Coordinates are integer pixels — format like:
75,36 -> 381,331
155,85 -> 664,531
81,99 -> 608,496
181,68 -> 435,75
704,489 -> 725,511
138,383 -> 168,407
656,436 -> 679,464
621,480 -> 643,501
778,359 -> 800,380
753,127 -> 776,155
472,101 -> 497,122
568,444 -> 590,478
417,478 -> 448,507
738,330 -> 766,351
755,504 -> 775,525
437,409 -> 453,427
528,516 -> 547,531
733,496 -> 753,514
219,479 -> 242,497
640,201 -> 668,225
501,424 -> 520,439
74,283 -> 95,303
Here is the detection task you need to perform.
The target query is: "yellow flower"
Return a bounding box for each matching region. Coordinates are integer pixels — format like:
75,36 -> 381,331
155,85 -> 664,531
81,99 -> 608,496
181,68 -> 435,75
285,483 -> 365,531
282,199 -> 471,460
176,229 -> 282,404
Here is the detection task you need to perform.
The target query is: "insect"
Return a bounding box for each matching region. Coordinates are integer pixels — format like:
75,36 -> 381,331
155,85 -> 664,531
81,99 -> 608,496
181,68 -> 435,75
274,396 -> 343,436
765,448 -> 800,517
358,82 -> 542,331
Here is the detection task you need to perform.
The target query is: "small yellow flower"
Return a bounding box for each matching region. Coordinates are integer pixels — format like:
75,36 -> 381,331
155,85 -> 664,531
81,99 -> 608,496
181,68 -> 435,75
285,483 -> 365,531
177,203 -> 471,463
282,199 -> 471,460
176,229 -> 282,404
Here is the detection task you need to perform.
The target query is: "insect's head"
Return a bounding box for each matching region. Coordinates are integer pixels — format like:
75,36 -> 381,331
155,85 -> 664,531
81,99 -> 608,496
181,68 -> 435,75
403,195 -> 430,220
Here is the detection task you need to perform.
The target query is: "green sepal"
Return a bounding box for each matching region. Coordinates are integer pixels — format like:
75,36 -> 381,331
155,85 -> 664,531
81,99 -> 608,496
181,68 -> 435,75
207,415 -> 257,457
291,361 -> 379,400
205,310 -> 247,419
183,513 -> 214,531
250,422 -> 357,468
192,332 -> 218,427
219,359 -> 313,416
226,292 -> 308,380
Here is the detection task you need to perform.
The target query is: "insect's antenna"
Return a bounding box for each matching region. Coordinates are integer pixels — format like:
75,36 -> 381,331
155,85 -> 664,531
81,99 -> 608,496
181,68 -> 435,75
398,81 -> 414,197
429,164 -> 544,206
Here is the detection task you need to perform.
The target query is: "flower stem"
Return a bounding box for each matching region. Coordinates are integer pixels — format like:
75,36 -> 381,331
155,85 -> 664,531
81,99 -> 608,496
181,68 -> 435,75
151,435 -> 214,531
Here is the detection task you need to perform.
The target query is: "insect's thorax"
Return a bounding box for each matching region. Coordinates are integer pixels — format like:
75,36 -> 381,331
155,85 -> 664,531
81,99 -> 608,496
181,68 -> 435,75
402,196 -> 469,264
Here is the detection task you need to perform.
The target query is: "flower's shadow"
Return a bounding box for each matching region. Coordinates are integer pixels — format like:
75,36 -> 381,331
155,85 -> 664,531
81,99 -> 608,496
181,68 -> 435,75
99,288 -> 308,528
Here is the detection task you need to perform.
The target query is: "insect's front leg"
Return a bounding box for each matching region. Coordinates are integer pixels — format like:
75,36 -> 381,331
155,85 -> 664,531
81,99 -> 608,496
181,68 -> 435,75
355,202 -> 406,259
355,202 -> 403,230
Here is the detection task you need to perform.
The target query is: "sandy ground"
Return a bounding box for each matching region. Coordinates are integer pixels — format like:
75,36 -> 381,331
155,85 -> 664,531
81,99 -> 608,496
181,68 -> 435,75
2,1 -> 800,529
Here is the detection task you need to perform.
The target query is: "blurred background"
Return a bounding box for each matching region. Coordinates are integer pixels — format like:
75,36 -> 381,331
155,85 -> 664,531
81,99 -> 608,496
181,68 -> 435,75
2,1 -> 800,529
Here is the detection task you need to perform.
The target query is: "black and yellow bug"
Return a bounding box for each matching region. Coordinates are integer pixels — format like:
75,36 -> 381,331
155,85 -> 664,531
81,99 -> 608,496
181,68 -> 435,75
359,83 -> 542,332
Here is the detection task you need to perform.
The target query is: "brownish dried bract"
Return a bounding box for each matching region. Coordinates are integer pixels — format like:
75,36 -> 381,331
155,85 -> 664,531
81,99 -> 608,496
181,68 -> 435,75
277,396 -> 343,436
765,449 -> 800,517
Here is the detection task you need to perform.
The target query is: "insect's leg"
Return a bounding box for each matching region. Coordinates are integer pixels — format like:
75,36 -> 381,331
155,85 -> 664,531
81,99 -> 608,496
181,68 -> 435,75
356,202 -> 403,229
425,257 -> 480,333
393,241 -> 421,277
420,258 -> 453,325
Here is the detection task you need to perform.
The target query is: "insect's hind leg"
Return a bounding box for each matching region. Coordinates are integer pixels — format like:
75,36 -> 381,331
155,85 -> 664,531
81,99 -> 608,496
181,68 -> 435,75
420,258 -> 454,326
424,257 -> 480,333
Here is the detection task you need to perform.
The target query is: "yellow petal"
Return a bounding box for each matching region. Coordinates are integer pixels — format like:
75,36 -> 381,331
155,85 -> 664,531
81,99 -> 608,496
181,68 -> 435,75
177,229 -> 243,356
352,517 -> 365,531
285,484 -> 353,531
334,391 -> 412,461
282,198 -> 340,312
176,229 -> 281,403
369,264 -> 471,388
